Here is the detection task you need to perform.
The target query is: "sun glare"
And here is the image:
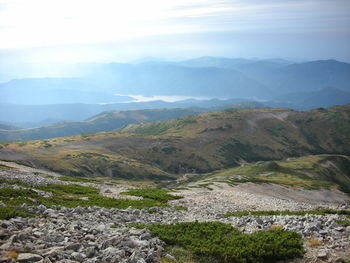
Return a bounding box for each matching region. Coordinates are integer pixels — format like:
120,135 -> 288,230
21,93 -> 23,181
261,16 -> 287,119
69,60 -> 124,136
0,0 -> 212,49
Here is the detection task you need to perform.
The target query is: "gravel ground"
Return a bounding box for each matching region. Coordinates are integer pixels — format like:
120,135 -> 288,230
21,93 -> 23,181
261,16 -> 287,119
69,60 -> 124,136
0,161 -> 349,263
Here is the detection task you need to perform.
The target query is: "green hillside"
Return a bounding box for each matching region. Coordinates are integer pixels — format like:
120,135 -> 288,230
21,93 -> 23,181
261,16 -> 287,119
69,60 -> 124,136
206,154 -> 350,193
0,108 -> 206,141
0,102 -> 266,141
0,104 -> 349,182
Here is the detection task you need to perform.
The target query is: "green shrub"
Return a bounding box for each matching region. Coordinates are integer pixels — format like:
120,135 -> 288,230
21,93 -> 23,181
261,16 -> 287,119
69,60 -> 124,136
0,207 -> 33,220
132,221 -> 305,263
0,179 -> 31,187
335,219 -> 350,227
35,184 -> 167,209
37,184 -> 99,196
0,188 -> 40,206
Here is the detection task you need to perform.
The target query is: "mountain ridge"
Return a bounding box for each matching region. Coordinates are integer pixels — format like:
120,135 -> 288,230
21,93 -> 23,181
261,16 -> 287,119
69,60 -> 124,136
0,102 -> 266,141
0,104 -> 349,180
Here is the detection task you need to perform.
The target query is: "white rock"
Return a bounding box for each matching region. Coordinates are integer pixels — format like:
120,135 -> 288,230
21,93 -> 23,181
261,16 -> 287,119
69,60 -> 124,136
17,253 -> 43,262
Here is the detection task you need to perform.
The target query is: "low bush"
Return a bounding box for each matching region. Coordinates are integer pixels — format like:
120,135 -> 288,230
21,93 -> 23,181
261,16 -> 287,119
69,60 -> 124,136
0,207 -> 33,220
0,188 -> 40,206
0,179 -> 31,187
132,221 -> 305,263
335,219 -> 350,227
35,184 -> 167,209
0,184 -> 177,214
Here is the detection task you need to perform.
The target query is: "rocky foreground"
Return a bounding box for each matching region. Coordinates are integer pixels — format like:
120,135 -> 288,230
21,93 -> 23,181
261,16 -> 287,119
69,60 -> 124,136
0,161 -> 349,262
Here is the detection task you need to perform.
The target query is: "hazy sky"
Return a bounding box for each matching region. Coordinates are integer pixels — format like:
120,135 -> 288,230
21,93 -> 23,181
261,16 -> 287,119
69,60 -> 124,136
0,0 -> 350,68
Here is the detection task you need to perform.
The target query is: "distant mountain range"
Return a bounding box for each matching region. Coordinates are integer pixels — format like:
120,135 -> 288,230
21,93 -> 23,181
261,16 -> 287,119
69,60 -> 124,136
0,57 -> 349,126
0,78 -> 131,104
178,56 -> 293,69
1,90 -> 349,129
0,98 -> 259,126
1,57 -> 350,103
0,123 -> 19,130
275,87 -> 350,109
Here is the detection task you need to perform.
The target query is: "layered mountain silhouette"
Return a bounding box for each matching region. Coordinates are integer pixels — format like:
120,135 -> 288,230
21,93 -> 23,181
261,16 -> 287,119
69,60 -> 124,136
1,58 -> 349,105
1,57 -> 349,127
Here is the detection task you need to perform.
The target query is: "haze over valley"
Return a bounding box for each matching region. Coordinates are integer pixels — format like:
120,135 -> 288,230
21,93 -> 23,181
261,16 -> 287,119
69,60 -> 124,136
1,57 -> 350,131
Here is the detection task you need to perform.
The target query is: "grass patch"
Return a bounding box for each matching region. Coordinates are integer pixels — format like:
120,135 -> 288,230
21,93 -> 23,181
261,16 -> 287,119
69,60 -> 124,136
307,237 -> 322,247
210,155 -> 350,192
129,221 -> 305,263
335,219 -> 350,227
190,183 -> 213,190
35,184 -> 168,209
0,206 -> 34,220
120,188 -> 182,203
58,176 -> 102,184
0,184 -> 182,212
37,184 -> 99,196
0,179 -> 31,187
0,188 -> 41,206
161,246 -> 201,263
222,209 -> 350,218
0,165 -> 13,170
173,206 -> 188,211
6,250 -> 18,261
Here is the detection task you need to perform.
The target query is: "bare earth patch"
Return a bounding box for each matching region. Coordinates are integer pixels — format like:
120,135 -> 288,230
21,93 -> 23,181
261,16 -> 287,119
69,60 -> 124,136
170,182 -> 349,221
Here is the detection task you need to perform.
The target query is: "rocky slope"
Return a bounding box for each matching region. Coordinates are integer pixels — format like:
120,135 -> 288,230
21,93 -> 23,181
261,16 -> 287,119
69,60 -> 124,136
0,161 -> 349,262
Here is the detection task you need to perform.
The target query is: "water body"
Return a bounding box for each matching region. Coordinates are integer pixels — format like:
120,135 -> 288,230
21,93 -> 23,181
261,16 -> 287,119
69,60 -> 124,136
115,94 -> 214,103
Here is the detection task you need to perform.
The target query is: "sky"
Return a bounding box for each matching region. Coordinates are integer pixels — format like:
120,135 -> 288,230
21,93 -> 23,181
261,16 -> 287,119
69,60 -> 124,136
0,0 -> 350,77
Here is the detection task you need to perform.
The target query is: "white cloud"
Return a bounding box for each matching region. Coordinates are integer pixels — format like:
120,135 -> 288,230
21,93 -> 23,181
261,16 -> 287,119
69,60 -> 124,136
0,0 -> 349,64
0,0 -> 209,48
